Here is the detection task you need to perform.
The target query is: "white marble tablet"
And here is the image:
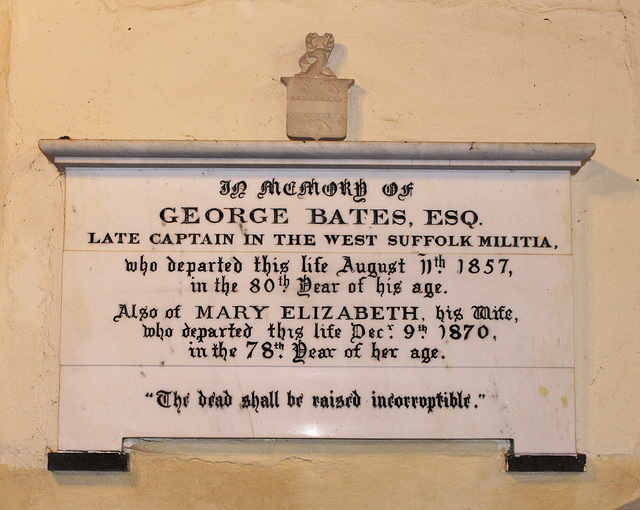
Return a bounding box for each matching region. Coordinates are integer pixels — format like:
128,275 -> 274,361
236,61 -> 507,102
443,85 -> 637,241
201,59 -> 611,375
40,141 -> 594,455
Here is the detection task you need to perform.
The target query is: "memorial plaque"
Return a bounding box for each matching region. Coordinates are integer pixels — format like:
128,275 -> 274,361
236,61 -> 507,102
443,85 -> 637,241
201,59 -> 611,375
41,140 -> 594,470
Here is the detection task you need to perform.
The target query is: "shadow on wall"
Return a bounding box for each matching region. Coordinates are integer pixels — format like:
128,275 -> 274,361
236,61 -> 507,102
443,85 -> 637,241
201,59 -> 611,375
571,158 -> 639,455
347,84 -> 368,141
329,42 -> 346,76
577,160 -> 639,197
325,42 -> 368,141
616,497 -> 640,510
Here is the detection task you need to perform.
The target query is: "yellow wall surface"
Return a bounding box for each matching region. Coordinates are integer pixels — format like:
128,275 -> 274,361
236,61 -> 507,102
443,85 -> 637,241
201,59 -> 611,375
1,0 -> 639,508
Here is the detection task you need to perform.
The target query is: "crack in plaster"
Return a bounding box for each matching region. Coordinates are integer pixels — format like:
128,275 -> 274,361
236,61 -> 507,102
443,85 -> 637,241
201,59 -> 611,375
280,455 -> 312,463
616,1 -> 640,156
97,0 -> 209,13
178,456 -> 257,467
0,0 -> 11,225
174,455 -> 313,467
2,10 -> 22,155
0,0 -> 17,469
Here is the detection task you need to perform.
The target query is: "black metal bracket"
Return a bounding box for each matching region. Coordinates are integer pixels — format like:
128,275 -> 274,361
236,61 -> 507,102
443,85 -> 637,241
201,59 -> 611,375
505,451 -> 586,472
48,451 -> 129,472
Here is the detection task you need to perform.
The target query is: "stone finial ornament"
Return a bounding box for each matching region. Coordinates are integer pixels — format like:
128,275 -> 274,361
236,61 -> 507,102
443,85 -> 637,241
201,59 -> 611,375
282,33 -> 354,141
297,33 -> 336,78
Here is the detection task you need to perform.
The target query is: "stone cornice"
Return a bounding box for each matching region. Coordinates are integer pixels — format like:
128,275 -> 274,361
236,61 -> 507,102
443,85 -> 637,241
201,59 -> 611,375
39,140 -> 596,172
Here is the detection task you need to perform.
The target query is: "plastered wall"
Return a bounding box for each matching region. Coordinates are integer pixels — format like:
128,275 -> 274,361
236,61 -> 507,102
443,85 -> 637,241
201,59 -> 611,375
1,0 -> 639,507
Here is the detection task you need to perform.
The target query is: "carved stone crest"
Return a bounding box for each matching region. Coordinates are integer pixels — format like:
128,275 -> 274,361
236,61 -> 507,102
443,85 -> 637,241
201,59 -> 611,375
281,33 -> 354,141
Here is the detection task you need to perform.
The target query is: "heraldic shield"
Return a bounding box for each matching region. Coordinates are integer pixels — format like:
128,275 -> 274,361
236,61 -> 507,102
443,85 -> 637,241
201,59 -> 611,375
281,33 -> 354,140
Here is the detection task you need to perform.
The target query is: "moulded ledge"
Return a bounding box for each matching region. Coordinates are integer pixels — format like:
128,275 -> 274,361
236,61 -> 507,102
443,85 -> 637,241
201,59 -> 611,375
38,139 -> 596,172
45,449 -> 587,472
